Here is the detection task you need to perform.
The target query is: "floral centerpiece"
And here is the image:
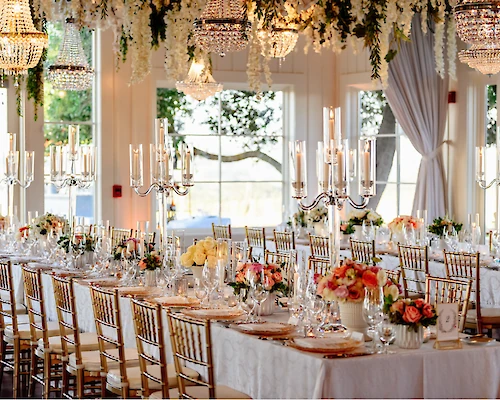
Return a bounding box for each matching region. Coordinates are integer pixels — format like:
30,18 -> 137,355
57,234 -> 95,253
307,205 -> 328,225
139,251 -> 162,287
113,238 -> 141,260
180,237 -> 217,268
16,226 -> 29,241
288,209 -> 308,229
428,217 -> 463,237
229,261 -> 288,296
31,213 -> 67,237
388,215 -> 420,234
385,297 -> 438,349
340,222 -> 355,235
347,209 -> 384,227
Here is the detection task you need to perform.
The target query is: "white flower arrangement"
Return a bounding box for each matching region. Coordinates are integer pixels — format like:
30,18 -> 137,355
347,209 -> 383,227
31,213 -> 68,238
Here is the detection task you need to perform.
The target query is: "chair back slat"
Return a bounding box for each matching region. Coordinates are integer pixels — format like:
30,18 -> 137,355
22,266 -> 49,347
273,230 -> 295,253
385,269 -> 401,285
309,235 -> 329,259
90,286 -> 127,380
52,276 -> 81,361
425,276 -> 472,332
398,244 -> 429,297
212,223 -> 231,240
265,250 -> 293,287
245,227 -> 266,260
307,256 -> 331,276
167,312 -> 215,398
111,228 -> 133,247
0,261 -> 17,334
350,239 -> 375,265
131,299 -> 169,399
444,250 -> 479,303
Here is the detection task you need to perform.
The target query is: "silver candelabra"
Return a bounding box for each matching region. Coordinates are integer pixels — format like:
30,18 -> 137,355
129,118 -> 194,254
1,133 -> 34,228
291,107 -> 376,268
49,125 -> 96,234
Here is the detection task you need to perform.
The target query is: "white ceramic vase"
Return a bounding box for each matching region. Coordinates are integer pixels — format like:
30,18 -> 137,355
256,293 -> 276,316
395,324 -> 424,349
144,269 -> 157,287
338,301 -> 368,337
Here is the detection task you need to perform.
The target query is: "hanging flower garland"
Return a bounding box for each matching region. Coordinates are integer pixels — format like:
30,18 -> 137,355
9,0 -> 455,115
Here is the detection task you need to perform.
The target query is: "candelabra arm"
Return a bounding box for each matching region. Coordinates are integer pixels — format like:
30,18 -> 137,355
347,196 -> 370,209
297,192 -> 328,211
477,179 -> 498,190
134,184 -> 159,197
171,186 -> 190,196
15,179 -> 32,189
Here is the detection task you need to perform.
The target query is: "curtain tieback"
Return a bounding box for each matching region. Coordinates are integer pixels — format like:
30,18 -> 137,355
422,140 -> 449,161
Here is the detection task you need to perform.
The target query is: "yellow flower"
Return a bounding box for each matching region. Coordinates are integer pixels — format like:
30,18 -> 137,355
193,252 -> 207,266
180,252 -> 193,267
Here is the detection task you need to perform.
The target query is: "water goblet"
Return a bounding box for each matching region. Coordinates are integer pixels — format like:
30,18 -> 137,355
363,287 -> 384,353
251,277 -> 269,320
194,278 -> 208,307
203,262 -> 220,308
378,318 -> 396,354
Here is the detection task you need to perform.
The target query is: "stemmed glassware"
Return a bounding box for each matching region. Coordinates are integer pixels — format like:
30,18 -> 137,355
363,286 -> 384,354
250,276 -> 269,320
194,278 -> 208,307
378,317 -> 396,354
305,296 -> 325,336
203,261 -> 220,308
443,226 -> 459,251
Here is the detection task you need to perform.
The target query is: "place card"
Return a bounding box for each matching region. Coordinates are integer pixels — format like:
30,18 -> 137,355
434,302 -> 462,350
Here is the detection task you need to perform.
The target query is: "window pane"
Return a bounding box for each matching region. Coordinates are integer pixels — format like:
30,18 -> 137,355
400,136 -> 421,183
0,89 -> 8,215
220,136 -> 282,182
399,184 -> 417,216
167,183 -> 220,229
221,182 -> 282,227
375,183 -> 398,222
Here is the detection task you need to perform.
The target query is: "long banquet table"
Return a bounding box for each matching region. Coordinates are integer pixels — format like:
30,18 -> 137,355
6,257 -> 500,398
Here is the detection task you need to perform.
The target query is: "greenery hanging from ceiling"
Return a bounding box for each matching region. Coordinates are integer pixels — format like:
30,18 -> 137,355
17,0 -> 456,116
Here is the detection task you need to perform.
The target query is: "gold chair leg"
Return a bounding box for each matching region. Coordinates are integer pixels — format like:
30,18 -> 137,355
43,353 -> 50,399
28,349 -> 37,398
13,339 -> 21,399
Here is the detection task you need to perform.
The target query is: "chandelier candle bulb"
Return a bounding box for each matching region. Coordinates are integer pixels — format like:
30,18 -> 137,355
476,146 -> 485,181
336,150 -> 345,190
25,151 -> 34,182
8,133 -> 15,152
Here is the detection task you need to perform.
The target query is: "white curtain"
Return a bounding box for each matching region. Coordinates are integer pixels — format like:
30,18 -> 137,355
384,16 -> 449,221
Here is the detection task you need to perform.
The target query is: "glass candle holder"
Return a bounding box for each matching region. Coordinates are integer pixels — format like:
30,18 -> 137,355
290,140 -> 307,199
333,139 -> 349,198
359,138 -> 376,197
129,144 -> 143,187
181,142 -> 194,187
476,146 -> 486,182
316,142 -> 330,193
24,150 -> 34,184
6,150 -> 18,180
154,118 -> 169,148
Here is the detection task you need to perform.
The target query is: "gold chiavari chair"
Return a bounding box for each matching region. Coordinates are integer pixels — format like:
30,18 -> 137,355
245,226 -> 266,260
212,223 -> 232,240
52,276 -> 102,399
398,244 -> 429,298
131,300 -> 199,399
444,251 -> 479,301
22,266 -> 66,399
425,276 -> 472,333
167,312 -> 250,399
265,250 -> 293,287
89,286 -> 140,398
307,256 -> 331,276
0,261 -> 31,398
350,239 -> 376,265
111,228 -> 133,247
385,269 -> 401,285
273,230 -> 295,254
309,234 -> 329,259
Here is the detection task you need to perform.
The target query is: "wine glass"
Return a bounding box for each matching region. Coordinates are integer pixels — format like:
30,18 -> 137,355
378,317 -> 396,354
251,274 -> 270,320
305,296 -> 325,336
202,262 -> 220,308
194,278 -> 208,307
363,287 -> 384,353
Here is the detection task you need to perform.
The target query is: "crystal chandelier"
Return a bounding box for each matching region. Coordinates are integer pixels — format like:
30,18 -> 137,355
193,0 -> 251,56
0,0 -> 48,75
455,0 -> 500,45
258,27 -> 298,59
47,19 -> 94,91
176,60 -> 223,101
459,44 -> 500,75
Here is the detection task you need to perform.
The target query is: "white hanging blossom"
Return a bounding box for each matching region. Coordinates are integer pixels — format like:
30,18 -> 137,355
433,2 -> 446,78
446,17 -> 457,81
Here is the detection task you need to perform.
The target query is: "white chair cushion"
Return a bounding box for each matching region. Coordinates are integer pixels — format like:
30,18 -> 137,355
466,308 -> 500,324
4,320 -> 62,341
69,347 -> 140,373
149,388 -> 179,399
37,332 -> 100,354
3,313 -> 40,326
106,364 -> 199,390
172,385 -> 251,399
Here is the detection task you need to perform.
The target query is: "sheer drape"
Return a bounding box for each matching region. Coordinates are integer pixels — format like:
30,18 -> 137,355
384,16 -> 449,220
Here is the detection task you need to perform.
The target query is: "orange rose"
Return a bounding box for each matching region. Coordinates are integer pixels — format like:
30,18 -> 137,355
414,298 -> 425,308
348,286 -> 363,301
139,260 -> 147,271
362,270 -> 378,288
272,272 -> 283,282
391,300 -> 405,315
402,305 -> 422,324
422,304 -> 434,319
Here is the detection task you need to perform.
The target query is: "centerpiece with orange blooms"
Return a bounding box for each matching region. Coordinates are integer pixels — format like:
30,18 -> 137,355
388,215 -> 420,234
139,251 -> 162,287
229,261 -> 288,297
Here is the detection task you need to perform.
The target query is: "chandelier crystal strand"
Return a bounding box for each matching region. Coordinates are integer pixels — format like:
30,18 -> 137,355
257,27 -> 298,59
176,60 -> 223,101
459,44 -> 500,75
47,19 -> 94,90
0,0 -> 48,75
193,0 -> 251,56
455,0 -> 500,44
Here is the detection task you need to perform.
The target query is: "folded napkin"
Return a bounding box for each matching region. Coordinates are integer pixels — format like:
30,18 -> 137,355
116,286 -> 148,294
185,308 -> 242,317
154,296 -> 199,306
294,334 -> 363,350
238,322 -> 293,334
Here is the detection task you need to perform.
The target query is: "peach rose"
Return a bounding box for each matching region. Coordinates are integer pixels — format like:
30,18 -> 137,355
422,303 -> 434,319
348,286 -> 363,301
235,272 -> 245,283
139,260 -> 147,270
391,300 -> 405,315
362,270 -> 378,288
414,299 -> 425,308
402,305 -> 422,324
272,272 -> 283,282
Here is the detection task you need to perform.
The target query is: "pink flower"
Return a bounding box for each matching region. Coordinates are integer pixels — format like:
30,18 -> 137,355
272,272 -> 282,282
414,299 -> 425,308
422,304 -> 434,319
403,306 -> 422,324
250,263 -> 263,273
333,285 -> 349,299
362,270 -> 378,288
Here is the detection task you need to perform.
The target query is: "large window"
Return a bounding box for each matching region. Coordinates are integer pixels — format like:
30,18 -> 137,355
484,84 -> 497,231
157,89 -> 284,229
43,23 -> 96,223
358,90 -> 421,221
0,88 -> 8,215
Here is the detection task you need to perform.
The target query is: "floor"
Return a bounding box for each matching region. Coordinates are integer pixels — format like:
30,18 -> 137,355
0,370 -> 43,398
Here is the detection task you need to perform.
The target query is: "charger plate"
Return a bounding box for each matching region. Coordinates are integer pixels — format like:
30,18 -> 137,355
231,322 -> 295,336
182,308 -> 243,320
